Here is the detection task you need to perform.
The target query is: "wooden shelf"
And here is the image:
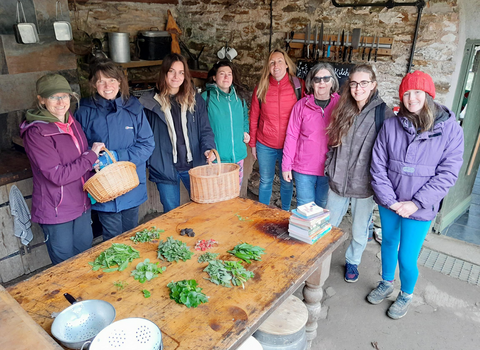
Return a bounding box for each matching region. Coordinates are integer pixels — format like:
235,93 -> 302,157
118,60 -> 163,69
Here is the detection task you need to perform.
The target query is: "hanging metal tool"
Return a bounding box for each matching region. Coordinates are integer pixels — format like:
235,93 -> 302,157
327,34 -> 332,58
339,30 -> 345,61
331,0 -> 426,73
313,25 -> 318,61
320,23 -> 325,59
374,36 -> 380,62
335,30 -> 341,61
361,37 -> 367,61
343,31 -> 349,62
368,34 -> 376,61
304,23 -> 311,58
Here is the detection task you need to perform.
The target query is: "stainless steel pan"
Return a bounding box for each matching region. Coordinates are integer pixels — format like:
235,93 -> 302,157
53,1 -> 73,41
13,1 -> 39,44
51,293 -> 116,350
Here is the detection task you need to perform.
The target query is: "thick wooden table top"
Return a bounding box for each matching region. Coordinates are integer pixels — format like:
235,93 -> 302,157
7,198 -> 345,350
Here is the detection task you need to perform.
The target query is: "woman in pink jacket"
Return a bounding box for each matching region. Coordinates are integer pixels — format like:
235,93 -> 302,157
282,63 -> 340,208
249,48 -> 304,210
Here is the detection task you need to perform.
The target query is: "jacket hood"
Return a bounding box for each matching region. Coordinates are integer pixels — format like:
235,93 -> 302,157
139,90 -> 159,112
25,108 -> 64,124
361,90 -> 384,115
399,103 -> 455,137
81,93 -> 143,115
204,83 -> 239,102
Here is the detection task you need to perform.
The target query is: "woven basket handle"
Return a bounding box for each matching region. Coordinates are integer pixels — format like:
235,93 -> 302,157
207,149 -> 221,176
94,147 -> 116,173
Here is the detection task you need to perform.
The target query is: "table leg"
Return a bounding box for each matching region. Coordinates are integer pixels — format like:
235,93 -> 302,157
303,253 -> 332,349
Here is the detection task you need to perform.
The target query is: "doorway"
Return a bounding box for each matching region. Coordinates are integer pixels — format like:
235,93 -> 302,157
434,39 -> 480,244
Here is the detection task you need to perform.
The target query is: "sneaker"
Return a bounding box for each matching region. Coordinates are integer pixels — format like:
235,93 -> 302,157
367,280 -> 394,305
387,291 -> 413,320
344,263 -> 359,282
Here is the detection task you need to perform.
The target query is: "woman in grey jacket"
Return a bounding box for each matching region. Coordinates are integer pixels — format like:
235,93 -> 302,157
325,64 -> 394,283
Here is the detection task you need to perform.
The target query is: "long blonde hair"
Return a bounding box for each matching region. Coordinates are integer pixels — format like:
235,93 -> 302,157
327,64 -> 377,147
156,54 -> 195,113
256,48 -> 297,103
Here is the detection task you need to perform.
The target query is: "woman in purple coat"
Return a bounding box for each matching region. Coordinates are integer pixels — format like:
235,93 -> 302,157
20,74 -> 104,265
368,71 -> 464,319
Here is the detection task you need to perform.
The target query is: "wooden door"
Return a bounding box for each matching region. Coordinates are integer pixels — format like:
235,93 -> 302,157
434,40 -> 480,233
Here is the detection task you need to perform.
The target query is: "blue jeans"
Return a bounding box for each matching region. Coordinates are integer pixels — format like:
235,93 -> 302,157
41,209 -> 93,265
378,205 -> 432,294
256,141 -> 293,211
97,206 -> 140,240
326,189 -> 375,265
156,170 -> 191,213
293,171 -> 329,208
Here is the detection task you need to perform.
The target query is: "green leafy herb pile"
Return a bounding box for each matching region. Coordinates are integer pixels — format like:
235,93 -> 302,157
131,258 -> 166,283
142,289 -> 151,298
204,260 -> 254,288
167,279 -> 208,308
89,243 -> 140,272
198,252 -> 219,263
228,243 -> 265,264
157,236 -> 194,262
113,280 -> 128,291
130,227 -> 164,243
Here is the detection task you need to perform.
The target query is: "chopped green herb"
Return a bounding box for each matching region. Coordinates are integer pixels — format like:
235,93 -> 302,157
235,213 -> 253,222
228,242 -> 265,264
167,280 -> 208,308
89,243 -> 140,272
131,258 -> 166,283
113,280 -> 128,291
131,227 -> 164,243
157,236 -> 194,262
142,289 -> 151,298
198,252 -> 219,263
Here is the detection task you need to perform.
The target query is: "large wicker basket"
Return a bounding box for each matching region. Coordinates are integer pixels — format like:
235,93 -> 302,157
83,148 -> 139,203
189,149 -> 240,204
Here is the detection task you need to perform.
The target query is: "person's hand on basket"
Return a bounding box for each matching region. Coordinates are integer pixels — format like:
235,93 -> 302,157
91,142 -> 105,156
205,150 -> 216,163
94,150 -> 118,170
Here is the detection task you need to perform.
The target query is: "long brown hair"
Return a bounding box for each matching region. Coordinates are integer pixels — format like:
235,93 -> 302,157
88,58 -> 130,100
256,48 -> 297,103
206,60 -> 249,102
156,53 -> 195,113
327,64 -> 378,147
399,93 -> 437,132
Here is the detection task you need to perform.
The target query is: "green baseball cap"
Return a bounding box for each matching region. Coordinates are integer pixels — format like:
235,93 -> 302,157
36,74 -> 73,98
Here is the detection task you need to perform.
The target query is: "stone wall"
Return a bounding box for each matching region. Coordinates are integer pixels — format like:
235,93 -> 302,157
70,0 -> 459,107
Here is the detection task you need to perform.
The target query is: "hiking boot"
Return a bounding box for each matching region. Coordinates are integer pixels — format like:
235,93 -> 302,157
387,291 -> 413,320
367,280 -> 394,305
344,263 -> 359,282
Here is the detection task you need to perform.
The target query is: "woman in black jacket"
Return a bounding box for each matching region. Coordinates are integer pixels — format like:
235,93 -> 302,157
139,54 -> 216,212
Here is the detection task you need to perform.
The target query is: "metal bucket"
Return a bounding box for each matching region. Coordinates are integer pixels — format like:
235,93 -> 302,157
108,32 -> 130,63
253,327 -> 307,350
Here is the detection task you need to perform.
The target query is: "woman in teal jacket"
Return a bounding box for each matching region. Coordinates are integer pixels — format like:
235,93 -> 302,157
201,60 -> 250,184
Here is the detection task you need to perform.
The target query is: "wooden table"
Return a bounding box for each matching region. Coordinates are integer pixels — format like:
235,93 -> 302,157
7,198 -> 345,349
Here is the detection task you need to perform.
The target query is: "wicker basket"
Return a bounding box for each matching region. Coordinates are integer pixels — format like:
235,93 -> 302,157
83,148 -> 140,203
189,149 -> 240,204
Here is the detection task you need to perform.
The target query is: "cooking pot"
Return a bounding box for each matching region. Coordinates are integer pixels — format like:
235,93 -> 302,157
137,29 -> 171,61
51,293 -> 116,349
108,32 -> 131,63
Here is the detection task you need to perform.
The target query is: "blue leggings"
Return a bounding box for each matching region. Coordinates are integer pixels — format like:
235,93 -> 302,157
378,205 -> 432,294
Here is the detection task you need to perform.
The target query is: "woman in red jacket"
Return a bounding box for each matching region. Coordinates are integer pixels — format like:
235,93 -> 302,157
249,48 -> 304,211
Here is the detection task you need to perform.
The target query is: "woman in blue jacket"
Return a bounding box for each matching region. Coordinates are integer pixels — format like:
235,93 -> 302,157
76,59 -> 155,240
201,60 -> 250,185
368,71 -> 464,319
139,54 -> 216,213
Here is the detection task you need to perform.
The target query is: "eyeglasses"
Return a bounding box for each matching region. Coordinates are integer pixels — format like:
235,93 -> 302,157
349,80 -> 372,88
313,76 -> 332,84
47,95 -> 70,102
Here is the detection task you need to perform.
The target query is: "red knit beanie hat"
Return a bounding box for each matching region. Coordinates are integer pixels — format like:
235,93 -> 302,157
399,70 -> 436,100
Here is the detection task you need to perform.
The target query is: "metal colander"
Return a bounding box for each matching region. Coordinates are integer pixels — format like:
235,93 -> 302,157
88,318 -> 163,350
51,297 -> 116,349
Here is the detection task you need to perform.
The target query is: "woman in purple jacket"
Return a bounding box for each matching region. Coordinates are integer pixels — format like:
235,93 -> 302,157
282,62 -> 340,208
368,71 -> 464,319
20,74 -> 104,265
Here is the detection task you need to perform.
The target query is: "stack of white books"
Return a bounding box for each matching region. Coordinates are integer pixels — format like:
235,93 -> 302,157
289,202 -> 331,244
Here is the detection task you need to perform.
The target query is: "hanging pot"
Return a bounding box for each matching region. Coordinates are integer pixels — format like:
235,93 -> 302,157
53,1 -> 73,41
13,1 -> 39,44
137,28 -> 171,61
